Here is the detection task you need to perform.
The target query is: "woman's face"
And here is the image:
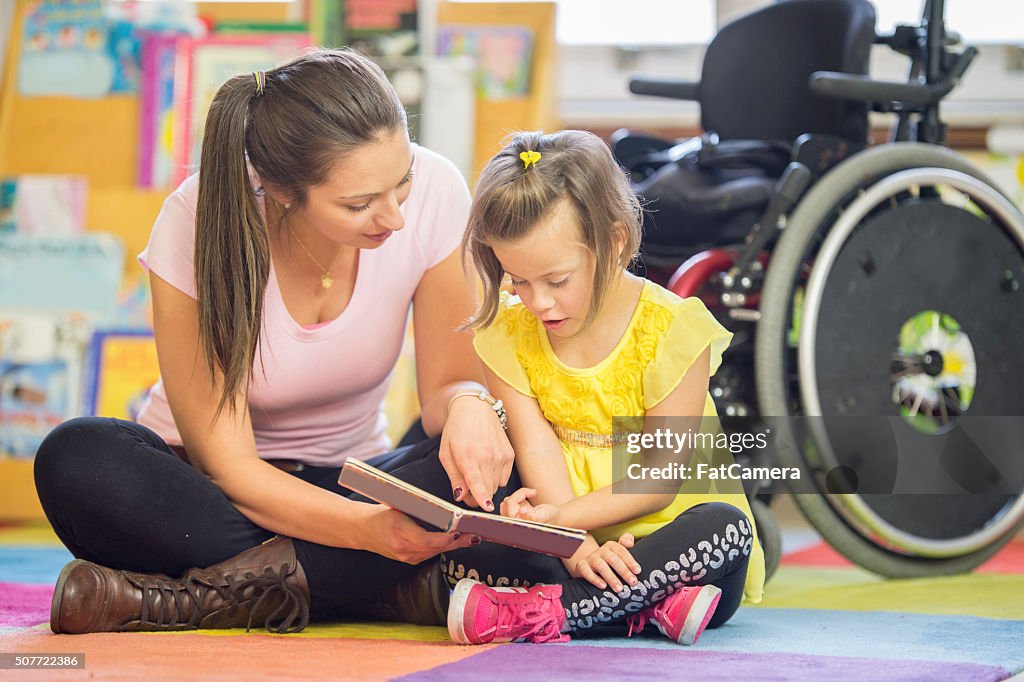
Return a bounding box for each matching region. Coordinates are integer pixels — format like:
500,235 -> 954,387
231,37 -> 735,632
491,199 -> 597,339
293,128 -> 415,249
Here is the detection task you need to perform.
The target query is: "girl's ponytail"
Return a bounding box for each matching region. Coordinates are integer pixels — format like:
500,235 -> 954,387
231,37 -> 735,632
195,74 -> 269,416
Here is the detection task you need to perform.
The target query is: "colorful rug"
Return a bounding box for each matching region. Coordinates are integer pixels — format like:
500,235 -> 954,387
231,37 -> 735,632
1,520 -> 1022,681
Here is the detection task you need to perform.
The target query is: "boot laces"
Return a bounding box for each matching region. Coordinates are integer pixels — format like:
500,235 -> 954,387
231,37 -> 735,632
485,588 -> 568,644
132,563 -> 309,634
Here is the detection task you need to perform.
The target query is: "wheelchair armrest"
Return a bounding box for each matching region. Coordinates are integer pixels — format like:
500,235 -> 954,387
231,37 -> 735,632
628,76 -> 700,101
809,71 -> 949,109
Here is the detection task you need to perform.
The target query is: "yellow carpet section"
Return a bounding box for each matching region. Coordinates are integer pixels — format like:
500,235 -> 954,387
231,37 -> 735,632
0,523 -> 62,546
137,622 -> 453,642
756,565 -> 1024,620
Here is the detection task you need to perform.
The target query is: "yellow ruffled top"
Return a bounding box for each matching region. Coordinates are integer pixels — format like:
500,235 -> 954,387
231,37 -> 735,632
473,280 -> 765,603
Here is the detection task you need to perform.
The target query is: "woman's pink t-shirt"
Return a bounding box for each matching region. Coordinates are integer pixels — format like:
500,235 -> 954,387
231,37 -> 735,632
136,145 -> 469,466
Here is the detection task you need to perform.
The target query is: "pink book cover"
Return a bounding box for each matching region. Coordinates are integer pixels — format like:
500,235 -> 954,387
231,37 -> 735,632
137,33 -> 158,188
172,33 -> 312,187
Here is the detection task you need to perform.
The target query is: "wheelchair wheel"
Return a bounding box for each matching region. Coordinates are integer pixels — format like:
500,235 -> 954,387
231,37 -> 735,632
756,143 -> 1024,577
750,497 -> 781,582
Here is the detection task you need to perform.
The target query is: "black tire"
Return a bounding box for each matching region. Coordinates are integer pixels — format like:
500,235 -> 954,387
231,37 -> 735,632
750,498 -> 781,582
755,143 -> 1024,577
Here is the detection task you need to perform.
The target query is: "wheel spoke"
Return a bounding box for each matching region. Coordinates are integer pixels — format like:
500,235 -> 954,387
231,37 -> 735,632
942,386 -> 964,416
908,392 -> 924,417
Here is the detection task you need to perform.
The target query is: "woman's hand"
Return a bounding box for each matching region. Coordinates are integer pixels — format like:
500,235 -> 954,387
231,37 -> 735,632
439,395 -> 515,510
359,505 -> 477,564
500,487 -> 561,524
570,533 -> 642,592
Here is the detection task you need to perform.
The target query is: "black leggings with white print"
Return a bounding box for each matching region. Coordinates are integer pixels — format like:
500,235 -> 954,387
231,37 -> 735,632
442,500 -> 753,633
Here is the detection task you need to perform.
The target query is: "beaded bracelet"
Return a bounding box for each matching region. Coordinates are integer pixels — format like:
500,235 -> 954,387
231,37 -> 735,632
449,390 -> 508,430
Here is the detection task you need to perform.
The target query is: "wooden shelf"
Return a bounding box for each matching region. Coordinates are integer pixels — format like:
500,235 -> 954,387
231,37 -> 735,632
0,460 -> 44,521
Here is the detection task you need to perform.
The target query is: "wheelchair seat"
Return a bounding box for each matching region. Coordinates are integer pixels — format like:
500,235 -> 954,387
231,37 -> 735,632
615,0 -> 876,256
636,157 -> 778,253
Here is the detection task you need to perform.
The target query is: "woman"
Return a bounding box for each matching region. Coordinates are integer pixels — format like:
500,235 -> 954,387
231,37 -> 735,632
33,48 -> 512,634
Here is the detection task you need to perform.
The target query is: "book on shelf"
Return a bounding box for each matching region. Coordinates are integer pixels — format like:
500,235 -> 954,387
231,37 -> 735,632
171,33 -> 312,186
339,458 -> 587,558
84,329 -> 159,421
0,312 -> 92,458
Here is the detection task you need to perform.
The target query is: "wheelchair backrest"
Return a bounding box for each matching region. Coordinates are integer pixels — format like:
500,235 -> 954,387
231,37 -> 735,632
701,0 -> 875,144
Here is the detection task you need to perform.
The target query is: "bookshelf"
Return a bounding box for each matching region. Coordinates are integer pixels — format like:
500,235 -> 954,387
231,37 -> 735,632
0,2 -> 296,273
0,0 -> 295,521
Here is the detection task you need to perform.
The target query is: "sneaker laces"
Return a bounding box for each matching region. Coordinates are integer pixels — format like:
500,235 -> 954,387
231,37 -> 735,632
626,592 -> 680,638
131,563 -> 309,634
625,611 -> 650,637
483,587 -> 569,644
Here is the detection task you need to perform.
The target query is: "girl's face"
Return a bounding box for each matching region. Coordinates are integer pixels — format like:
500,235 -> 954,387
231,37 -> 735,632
491,199 -> 597,339
293,128 -> 414,249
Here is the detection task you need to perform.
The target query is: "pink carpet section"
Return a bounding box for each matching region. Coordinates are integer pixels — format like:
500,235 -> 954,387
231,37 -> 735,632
0,631 -> 500,682
782,538 -> 1024,573
0,582 -> 53,628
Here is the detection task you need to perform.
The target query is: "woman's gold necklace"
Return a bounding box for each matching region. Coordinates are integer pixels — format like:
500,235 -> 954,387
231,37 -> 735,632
287,225 -> 334,289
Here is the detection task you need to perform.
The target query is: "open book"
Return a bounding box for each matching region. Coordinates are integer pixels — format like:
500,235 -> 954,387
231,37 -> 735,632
339,458 -> 587,558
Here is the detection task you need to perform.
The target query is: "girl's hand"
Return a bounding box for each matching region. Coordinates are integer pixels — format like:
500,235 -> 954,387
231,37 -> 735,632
500,488 -> 561,524
570,533 -> 642,592
361,505 -> 477,564
439,395 -> 515,510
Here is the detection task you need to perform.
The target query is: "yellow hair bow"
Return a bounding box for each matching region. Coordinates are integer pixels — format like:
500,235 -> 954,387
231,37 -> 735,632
520,150 -> 541,170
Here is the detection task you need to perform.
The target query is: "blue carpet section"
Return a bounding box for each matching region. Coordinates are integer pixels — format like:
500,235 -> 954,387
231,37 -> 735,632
0,547 -> 72,585
569,607 -> 1024,672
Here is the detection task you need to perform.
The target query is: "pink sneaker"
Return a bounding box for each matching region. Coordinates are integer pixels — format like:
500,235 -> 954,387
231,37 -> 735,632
625,584 -> 722,645
447,579 -> 569,645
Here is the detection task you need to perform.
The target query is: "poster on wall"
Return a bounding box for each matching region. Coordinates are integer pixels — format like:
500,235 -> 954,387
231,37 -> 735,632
437,25 -> 533,100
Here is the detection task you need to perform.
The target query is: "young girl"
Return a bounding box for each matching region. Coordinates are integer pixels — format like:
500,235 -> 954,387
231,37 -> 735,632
444,130 -> 765,645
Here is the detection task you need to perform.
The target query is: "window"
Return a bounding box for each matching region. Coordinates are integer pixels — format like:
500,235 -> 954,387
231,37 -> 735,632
874,0 -> 1024,45
450,0 -> 714,46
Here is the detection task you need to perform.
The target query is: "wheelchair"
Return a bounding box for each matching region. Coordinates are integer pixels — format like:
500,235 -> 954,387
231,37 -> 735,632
613,0 -> 1024,578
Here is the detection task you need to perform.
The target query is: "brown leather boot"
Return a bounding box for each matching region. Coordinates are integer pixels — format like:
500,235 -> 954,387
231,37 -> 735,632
343,559 -> 450,626
51,536 -> 310,634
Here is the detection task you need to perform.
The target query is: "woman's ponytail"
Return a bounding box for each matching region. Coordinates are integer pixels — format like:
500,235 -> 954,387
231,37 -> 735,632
195,74 -> 269,416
